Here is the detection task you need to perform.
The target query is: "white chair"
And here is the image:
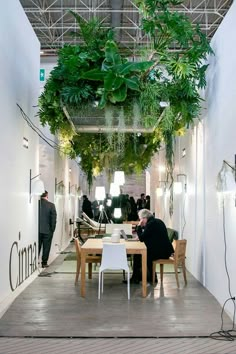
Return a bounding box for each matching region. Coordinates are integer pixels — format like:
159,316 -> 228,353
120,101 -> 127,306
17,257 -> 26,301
105,223 -> 132,235
98,243 -> 130,300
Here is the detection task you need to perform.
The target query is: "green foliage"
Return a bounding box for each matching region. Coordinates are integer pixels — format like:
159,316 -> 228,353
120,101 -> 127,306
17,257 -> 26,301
82,40 -> 154,107
72,132 -> 161,187
38,1 -> 213,188
69,11 -> 114,58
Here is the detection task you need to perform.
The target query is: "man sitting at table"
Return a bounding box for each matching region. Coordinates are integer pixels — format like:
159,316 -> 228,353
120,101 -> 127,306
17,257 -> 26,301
129,209 -> 174,284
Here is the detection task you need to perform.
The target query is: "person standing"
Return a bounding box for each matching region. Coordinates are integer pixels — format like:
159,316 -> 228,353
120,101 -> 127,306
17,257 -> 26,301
92,199 -> 100,221
145,195 -> 150,210
137,193 -> 146,211
39,191 -> 57,268
128,196 -> 138,221
82,195 -> 93,218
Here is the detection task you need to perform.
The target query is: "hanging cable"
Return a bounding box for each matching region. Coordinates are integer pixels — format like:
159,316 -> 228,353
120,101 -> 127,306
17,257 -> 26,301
17,103 -> 78,158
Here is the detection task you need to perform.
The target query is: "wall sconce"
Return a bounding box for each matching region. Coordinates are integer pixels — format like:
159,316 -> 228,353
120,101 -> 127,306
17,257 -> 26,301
23,137 -> 29,149
156,181 -> 167,197
77,186 -> 83,199
174,174 -> 187,194
158,165 -> 166,173
55,178 -> 65,195
69,184 -> 77,197
114,171 -> 125,186
29,169 -> 45,203
217,157 -> 236,193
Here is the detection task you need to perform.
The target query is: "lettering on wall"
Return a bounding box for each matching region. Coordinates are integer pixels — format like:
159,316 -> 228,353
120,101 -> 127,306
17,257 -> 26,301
9,232 -> 37,291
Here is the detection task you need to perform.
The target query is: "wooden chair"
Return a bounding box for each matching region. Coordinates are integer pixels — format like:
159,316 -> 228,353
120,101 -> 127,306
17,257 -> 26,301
74,238 -> 101,285
152,239 -> 187,288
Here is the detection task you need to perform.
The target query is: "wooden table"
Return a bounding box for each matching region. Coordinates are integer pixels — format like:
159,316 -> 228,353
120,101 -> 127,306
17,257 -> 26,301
80,239 -> 147,297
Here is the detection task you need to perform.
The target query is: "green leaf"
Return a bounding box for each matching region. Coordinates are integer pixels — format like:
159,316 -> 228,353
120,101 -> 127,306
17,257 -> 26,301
98,92 -> 107,108
104,73 -> 123,91
110,85 -> 127,103
124,77 -> 140,91
81,69 -> 105,81
117,61 -> 154,75
105,40 -> 122,65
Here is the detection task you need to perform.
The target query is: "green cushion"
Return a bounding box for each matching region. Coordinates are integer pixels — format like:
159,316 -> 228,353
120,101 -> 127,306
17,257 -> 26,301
167,228 -> 178,242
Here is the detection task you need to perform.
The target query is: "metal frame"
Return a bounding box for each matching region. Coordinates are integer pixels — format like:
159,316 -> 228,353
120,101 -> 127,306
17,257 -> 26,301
20,0 -> 233,54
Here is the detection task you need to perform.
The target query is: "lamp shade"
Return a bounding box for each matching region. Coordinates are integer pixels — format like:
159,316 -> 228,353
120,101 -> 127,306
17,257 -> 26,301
156,187 -> 163,197
95,186 -> 106,201
56,182 -> 65,196
173,182 -> 183,194
114,208 -> 122,218
110,182 -> 120,197
114,171 -> 125,186
77,187 -> 83,199
32,179 -> 45,195
217,164 -> 236,193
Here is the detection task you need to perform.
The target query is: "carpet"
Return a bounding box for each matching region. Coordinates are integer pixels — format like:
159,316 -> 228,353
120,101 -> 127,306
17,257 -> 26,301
55,253 -> 180,274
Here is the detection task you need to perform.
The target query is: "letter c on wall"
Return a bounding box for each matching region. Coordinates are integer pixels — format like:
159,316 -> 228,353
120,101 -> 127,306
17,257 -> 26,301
9,241 -> 18,291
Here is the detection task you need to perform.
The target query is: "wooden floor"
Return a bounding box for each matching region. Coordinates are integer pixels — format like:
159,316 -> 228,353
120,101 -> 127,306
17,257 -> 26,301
0,246 -> 233,339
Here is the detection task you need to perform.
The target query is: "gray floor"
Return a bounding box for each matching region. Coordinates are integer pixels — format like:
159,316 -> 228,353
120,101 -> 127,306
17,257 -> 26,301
1,337 -> 236,354
0,245 -> 234,344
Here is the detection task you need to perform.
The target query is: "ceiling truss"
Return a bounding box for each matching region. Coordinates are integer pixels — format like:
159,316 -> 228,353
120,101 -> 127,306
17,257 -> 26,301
20,0 -> 233,55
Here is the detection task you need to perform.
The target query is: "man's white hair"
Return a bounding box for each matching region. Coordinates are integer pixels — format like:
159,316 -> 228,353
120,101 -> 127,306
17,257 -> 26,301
138,209 -> 153,219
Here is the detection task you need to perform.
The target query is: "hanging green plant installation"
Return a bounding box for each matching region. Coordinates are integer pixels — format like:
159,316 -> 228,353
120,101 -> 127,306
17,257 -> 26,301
38,0 -> 213,190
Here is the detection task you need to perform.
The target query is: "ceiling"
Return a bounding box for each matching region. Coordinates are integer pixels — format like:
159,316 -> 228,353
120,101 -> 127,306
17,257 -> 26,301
20,0 -> 233,55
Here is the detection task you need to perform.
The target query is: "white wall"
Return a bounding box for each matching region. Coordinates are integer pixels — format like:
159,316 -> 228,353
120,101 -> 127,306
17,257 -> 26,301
39,57 -> 80,257
152,2 -> 236,319
39,128 -> 80,259
0,0 -> 40,305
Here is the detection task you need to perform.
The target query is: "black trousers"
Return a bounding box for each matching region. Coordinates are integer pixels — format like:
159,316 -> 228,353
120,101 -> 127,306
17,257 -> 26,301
39,233 -> 53,264
131,254 -> 153,282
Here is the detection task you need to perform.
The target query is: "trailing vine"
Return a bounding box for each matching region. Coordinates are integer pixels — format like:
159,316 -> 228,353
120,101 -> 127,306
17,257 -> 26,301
38,1 -> 213,198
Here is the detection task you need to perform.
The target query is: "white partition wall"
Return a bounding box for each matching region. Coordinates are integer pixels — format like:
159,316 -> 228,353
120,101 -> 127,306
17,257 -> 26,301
39,57 -> 80,258
39,127 -> 80,259
0,0 -> 40,306
151,2 -> 236,319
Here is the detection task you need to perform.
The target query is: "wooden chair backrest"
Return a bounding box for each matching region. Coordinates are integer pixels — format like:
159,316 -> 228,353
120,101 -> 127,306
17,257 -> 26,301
174,239 -> 187,265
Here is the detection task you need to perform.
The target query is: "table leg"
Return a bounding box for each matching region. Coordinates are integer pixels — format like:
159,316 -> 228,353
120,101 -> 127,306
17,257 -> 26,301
141,250 -> 147,297
81,251 -> 86,297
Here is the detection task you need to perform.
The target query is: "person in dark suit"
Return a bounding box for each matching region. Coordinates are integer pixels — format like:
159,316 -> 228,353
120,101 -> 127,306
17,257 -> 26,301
82,195 -> 93,219
145,195 -> 150,210
136,193 -> 146,211
39,191 -> 57,267
131,209 -> 174,283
